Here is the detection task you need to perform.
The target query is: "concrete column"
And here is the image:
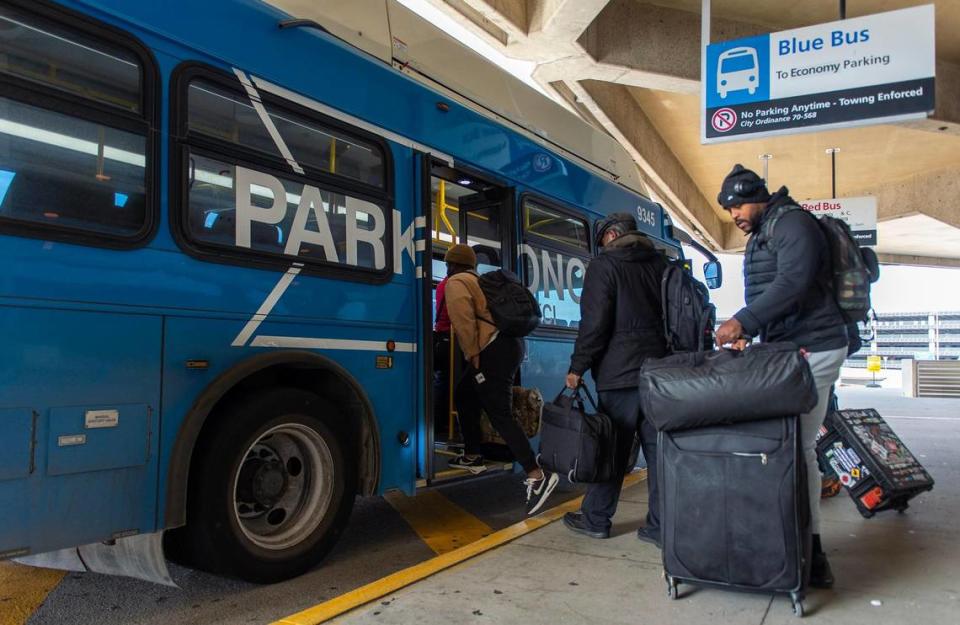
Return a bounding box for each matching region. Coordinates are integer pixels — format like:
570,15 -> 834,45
931,313 -> 939,360
902,359 -> 917,397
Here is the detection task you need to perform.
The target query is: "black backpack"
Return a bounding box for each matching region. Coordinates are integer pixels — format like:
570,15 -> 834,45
476,269 -> 541,337
765,207 -> 878,324
661,262 -> 717,353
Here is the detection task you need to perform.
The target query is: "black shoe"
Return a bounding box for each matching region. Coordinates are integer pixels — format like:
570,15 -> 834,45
562,512 -> 609,539
810,551 -> 835,589
636,526 -> 661,548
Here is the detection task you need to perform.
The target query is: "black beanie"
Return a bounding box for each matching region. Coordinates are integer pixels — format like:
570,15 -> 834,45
717,164 -> 770,208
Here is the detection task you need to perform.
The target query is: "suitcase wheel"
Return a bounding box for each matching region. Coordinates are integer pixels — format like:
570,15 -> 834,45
791,593 -> 805,618
665,576 -> 679,600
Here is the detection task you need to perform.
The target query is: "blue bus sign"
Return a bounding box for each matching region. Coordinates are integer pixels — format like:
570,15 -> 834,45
702,5 -> 935,143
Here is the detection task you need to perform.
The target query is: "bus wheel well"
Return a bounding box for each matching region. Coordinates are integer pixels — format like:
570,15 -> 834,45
165,353 -> 380,529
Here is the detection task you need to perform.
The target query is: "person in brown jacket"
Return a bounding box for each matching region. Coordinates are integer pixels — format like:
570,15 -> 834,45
443,244 -> 558,514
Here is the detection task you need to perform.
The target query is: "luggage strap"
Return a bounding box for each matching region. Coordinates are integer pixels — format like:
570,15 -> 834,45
552,383 -> 599,413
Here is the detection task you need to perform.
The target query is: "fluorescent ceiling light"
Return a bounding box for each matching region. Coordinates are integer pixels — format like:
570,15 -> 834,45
0,118 -> 145,167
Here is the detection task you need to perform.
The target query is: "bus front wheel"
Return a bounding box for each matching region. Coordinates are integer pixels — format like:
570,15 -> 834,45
178,387 -> 355,583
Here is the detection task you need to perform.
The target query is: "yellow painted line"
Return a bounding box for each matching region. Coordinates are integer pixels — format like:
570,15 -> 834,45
0,562 -> 66,625
384,490 -> 494,555
271,470 -> 647,625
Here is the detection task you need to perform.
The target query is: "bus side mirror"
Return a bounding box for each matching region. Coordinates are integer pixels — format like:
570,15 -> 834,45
704,261 -> 722,289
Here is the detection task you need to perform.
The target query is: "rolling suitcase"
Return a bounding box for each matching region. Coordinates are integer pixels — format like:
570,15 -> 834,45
660,416 -> 810,617
816,408 -> 934,518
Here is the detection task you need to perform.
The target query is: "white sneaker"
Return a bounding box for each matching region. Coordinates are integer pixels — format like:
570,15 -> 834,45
525,471 -> 559,515
448,454 -> 487,474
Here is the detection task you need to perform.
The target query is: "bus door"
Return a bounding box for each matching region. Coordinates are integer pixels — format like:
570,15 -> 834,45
423,161 -> 513,482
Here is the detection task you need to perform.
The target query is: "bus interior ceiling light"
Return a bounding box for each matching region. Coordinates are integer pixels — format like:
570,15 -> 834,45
0,119 -> 145,167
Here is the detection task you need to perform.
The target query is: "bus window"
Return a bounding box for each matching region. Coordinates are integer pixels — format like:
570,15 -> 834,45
187,80 -> 385,188
0,98 -> 147,236
430,170 -> 503,275
176,70 -> 391,274
651,238 -> 681,260
0,5 -> 152,243
521,198 -> 590,330
0,5 -> 141,112
524,199 -> 590,251
186,153 -> 387,270
460,190 -> 503,272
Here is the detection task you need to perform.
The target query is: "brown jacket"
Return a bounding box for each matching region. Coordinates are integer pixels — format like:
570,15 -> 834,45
445,271 -> 497,360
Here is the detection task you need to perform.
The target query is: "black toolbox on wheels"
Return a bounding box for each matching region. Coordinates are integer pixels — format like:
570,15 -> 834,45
816,409 -> 934,518
659,416 -> 810,617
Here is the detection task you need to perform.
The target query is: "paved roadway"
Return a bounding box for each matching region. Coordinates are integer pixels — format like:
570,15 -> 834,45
2,386 -> 957,625
5,466 -> 586,625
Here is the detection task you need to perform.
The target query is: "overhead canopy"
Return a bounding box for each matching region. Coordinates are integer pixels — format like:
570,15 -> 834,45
411,0 -> 960,266
264,0 -> 649,197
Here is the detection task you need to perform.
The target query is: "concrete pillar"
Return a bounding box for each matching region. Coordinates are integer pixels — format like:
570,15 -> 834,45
902,359 -> 917,397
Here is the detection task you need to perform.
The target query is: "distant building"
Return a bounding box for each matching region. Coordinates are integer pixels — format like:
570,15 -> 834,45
716,311 -> 960,368
848,311 -> 960,369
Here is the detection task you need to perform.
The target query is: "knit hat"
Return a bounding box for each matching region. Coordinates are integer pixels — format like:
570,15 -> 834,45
595,212 -> 637,247
443,244 -> 477,268
717,164 -> 771,208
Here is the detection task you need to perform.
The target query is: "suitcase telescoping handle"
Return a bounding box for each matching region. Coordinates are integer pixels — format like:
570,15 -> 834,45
552,382 -> 600,413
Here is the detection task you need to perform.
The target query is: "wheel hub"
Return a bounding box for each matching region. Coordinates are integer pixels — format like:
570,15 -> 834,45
232,423 -> 336,551
238,455 -> 289,509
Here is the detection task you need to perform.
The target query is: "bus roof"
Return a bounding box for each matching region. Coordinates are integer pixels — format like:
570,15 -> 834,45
265,0 -> 648,197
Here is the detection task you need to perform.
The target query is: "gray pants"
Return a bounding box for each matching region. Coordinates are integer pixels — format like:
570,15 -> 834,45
801,346 -> 847,533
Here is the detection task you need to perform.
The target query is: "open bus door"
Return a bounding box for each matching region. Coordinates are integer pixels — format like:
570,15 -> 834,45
421,159 -> 515,483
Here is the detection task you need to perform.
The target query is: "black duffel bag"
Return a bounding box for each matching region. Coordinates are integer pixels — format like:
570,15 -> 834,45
538,385 -> 616,483
638,342 -> 818,432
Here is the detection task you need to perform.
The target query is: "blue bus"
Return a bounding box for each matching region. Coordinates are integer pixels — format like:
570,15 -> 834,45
0,0 -> 719,583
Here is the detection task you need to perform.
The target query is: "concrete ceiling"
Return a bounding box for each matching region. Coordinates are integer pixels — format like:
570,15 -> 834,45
880,214 -> 960,260
659,0 -> 960,64
423,0 -> 960,265
629,84 -> 960,219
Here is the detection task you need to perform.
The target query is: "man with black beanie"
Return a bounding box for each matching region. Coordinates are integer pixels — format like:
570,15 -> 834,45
561,212 -> 668,544
714,164 -> 848,589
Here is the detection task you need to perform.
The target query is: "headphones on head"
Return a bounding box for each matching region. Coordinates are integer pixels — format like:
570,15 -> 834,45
733,176 -> 765,197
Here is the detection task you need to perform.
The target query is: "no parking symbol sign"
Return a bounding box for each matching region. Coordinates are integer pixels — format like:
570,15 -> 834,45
711,108 -> 738,133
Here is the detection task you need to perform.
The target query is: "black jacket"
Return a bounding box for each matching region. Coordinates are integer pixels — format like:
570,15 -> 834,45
734,188 -> 848,352
569,233 -> 668,390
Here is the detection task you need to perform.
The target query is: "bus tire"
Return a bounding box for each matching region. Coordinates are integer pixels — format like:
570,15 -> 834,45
181,387 -> 355,583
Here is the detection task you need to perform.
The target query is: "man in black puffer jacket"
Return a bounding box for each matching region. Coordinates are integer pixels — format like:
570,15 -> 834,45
562,212 -> 667,544
714,164 -> 848,589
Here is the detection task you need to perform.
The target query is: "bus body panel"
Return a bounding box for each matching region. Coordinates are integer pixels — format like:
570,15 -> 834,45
0,306 -> 161,557
0,0 -> 684,563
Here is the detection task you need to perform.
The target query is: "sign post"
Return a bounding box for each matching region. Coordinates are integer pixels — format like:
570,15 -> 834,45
702,5 -> 936,144
866,355 -> 882,388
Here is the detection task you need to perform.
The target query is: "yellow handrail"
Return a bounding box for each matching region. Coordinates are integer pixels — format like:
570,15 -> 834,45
437,180 -> 458,243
